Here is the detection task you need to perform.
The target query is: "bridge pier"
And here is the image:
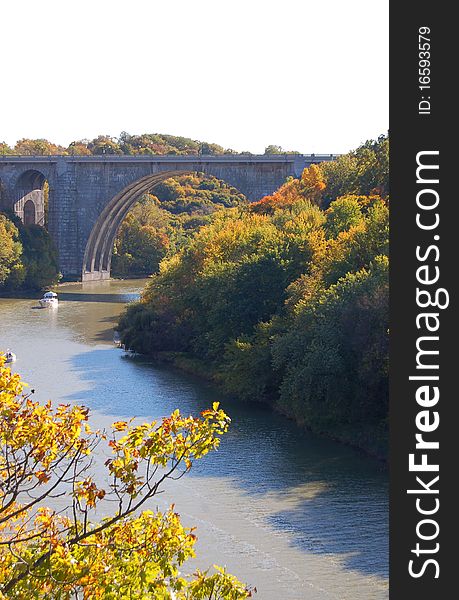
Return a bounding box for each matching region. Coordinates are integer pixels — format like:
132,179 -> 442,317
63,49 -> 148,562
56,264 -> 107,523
81,270 -> 111,282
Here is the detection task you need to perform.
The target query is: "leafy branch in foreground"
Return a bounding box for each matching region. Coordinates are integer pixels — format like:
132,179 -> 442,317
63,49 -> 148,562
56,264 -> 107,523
0,354 -> 250,599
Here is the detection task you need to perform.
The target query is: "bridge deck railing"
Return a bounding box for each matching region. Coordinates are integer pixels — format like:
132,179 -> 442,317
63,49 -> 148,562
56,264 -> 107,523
0,153 -> 340,162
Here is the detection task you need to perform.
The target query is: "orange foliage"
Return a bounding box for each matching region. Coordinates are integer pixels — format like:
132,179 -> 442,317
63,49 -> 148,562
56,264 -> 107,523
250,164 -> 326,214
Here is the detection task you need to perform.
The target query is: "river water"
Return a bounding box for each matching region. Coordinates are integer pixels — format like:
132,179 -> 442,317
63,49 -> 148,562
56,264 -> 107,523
0,280 -> 388,599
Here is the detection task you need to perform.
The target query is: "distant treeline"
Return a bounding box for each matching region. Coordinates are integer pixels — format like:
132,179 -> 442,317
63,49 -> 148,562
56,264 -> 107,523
117,135 -> 389,458
0,133 -> 300,157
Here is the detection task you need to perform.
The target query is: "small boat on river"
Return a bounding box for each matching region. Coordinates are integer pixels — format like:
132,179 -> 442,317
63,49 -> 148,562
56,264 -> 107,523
39,291 -> 59,308
5,350 -> 16,363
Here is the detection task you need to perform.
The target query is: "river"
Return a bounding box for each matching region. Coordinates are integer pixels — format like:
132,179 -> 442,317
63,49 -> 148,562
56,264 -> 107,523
0,279 -> 388,599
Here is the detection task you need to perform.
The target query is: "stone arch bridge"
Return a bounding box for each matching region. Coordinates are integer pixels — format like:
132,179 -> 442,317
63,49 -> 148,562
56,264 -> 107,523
0,154 -> 336,281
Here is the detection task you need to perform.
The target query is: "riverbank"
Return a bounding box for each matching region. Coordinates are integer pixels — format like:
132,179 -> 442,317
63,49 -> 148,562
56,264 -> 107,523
143,350 -> 388,462
1,278 -> 388,598
1,280 -> 387,460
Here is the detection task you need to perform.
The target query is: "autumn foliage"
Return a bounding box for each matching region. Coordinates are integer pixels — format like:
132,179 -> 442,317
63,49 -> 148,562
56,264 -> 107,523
0,133 -> 239,158
250,164 -> 326,214
111,175 -> 246,278
118,136 -> 389,457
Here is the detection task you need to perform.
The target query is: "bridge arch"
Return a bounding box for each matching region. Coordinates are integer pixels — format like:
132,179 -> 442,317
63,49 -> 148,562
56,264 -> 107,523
13,169 -> 47,226
82,170 -> 193,281
23,199 -> 36,225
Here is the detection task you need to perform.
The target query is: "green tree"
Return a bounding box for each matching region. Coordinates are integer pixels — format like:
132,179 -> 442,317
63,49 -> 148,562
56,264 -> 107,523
19,224 -> 60,290
199,142 -> 226,155
112,177 -> 247,279
324,195 -> 364,238
272,256 -> 388,456
112,216 -> 170,277
0,142 -> 14,155
0,214 -> 23,286
220,321 -> 281,402
264,145 -> 284,155
321,134 -> 389,203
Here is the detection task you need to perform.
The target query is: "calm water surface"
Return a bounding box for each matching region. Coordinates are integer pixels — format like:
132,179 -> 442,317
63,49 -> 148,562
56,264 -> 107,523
0,280 -> 388,599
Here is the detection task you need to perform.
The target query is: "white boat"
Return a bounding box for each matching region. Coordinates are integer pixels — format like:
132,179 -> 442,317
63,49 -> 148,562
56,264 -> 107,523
5,350 -> 16,363
39,291 -> 59,308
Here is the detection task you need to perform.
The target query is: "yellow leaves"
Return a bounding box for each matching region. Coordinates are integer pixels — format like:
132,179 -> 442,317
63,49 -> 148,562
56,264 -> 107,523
300,163 -> 327,201
188,566 -> 251,599
34,471 -> 50,484
75,479 -> 106,509
34,507 -> 56,531
43,507 -> 202,597
1,364 -> 94,479
102,405 -> 231,504
0,357 -> 24,409
112,420 -> 128,432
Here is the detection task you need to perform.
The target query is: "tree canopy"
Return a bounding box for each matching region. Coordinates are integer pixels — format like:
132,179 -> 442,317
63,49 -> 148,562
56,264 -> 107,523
0,133 -> 245,157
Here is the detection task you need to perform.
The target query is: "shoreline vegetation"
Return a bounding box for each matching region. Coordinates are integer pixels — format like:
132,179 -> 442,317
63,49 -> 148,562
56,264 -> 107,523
117,135 -> 389,460
135,349 -> 388,463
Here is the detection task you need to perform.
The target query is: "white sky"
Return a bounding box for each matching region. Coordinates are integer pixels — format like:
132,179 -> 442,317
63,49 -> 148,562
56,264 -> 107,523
0,0 -> 388,154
